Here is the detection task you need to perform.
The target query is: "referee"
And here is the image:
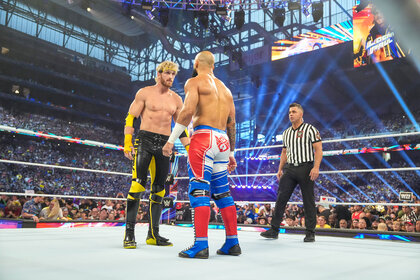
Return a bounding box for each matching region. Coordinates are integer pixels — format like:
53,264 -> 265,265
261,103 -> 322,242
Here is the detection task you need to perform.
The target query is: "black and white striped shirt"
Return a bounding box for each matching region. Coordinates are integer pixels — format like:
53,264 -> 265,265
282,123 -> 321,164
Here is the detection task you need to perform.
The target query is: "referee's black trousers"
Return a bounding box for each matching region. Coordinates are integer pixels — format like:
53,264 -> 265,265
271,163 -> 316,234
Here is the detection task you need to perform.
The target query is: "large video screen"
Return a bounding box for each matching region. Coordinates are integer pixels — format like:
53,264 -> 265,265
271,21 -> 353,61
353,4 -> 406,67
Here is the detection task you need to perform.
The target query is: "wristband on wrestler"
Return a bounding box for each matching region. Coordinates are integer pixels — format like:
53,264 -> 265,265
229,150 -> 235,157
168,123 -> 187,144
124,134 -> 133,152
125,112 -> 136,128
184,144 -> 190,152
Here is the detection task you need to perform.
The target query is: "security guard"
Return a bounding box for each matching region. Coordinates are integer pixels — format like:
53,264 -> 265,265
261,103 -> 322,242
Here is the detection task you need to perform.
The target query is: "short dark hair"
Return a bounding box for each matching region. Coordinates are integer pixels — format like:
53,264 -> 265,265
289,103 -> 304,113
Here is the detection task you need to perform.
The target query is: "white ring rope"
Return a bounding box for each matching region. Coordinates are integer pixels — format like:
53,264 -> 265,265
0,192 -> 417,207
1,159 -> 418,180
0,159 -> 130,176
235,131 -> 420,151
2,124 -> 418,154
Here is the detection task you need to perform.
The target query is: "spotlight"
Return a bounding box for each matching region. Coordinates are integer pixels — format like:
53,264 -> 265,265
216,6 -> 227,16
80,0 -> 91,11
312,1 -> 323,22
158,7 -> 169,27
273,8 -> 285,27
130,15 -> 134,20
288,1 -> 301,11
235,9 -> 245,30
141,0 -> 153,11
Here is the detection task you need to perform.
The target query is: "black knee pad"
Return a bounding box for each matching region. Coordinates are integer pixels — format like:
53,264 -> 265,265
212,191 -> 231,201
150,184 -> 165,204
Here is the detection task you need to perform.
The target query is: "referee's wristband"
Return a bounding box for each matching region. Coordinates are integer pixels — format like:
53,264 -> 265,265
168,123 -> 187,144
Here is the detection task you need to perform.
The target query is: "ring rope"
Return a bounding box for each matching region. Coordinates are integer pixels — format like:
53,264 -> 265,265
1,124 -> 418,154
235,131 -> 420,151
1,159 -> 418,180
0,192 -> 417,207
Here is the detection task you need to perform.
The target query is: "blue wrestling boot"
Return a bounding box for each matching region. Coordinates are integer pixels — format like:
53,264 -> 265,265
217,237 -> 241,256
179,240 -> 209,259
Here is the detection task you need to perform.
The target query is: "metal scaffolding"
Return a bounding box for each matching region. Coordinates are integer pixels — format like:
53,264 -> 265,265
0,0 -> 356,81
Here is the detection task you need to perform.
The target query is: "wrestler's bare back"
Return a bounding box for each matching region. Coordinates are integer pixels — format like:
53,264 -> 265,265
191,74 -> 234,131
129,85 -> 182,136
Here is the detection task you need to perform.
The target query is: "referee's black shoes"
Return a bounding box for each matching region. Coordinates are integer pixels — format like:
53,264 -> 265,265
304,232 -> 315,242
260,227 -> 279,239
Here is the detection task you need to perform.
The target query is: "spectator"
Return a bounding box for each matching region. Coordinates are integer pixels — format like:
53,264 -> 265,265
108,210 -> 116,220
62,207 -> 71,220
89,208 -> 100,220
101,200 -> 114,211
316,216 -> 331,229
284,216 -> 296,227
352,205 -> 365,220
392,221 -> 402,232
257,216 -> 268,225
328,214 -> 338,228
39,198 -> 64,220
339,219 -> 348,229
377,223 -> 388,231
258,204 -> 273,219
350,219 -> 359,229
398,204 -> 412,222
99,208 -> 108,220
4,200 -> 22,219
318,204 -> 331,221
405,222 -> 415,233
21,194 -> 44,222
358,218 -> 367,230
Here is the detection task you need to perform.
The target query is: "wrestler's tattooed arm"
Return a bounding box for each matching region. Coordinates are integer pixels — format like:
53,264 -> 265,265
226,116 -> 236,152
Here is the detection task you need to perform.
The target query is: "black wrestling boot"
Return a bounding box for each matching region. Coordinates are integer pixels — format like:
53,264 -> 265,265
124,198 -> 140,249
123,222 -> 137,249
260,226 -> 279,239
146,227 -> 173,246
217,244 -> 242,256
303,232 -> 315,242
146,202 -> 172,246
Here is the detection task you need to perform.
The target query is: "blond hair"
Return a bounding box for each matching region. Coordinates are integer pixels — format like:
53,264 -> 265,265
47,198 -> 60,219
377,222 -> 388,231
155,61 -> 178,82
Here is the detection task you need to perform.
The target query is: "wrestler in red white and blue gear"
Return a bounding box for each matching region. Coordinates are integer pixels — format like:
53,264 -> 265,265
180,125 -> 240,258
162,50 -> 240,259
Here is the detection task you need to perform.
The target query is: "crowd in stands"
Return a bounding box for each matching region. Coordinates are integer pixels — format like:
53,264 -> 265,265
2,105 -> 419,149
1,107 -> 123,145
1,131 -> 418,203
242,111 -> 420,150
0,194 -> 419,233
